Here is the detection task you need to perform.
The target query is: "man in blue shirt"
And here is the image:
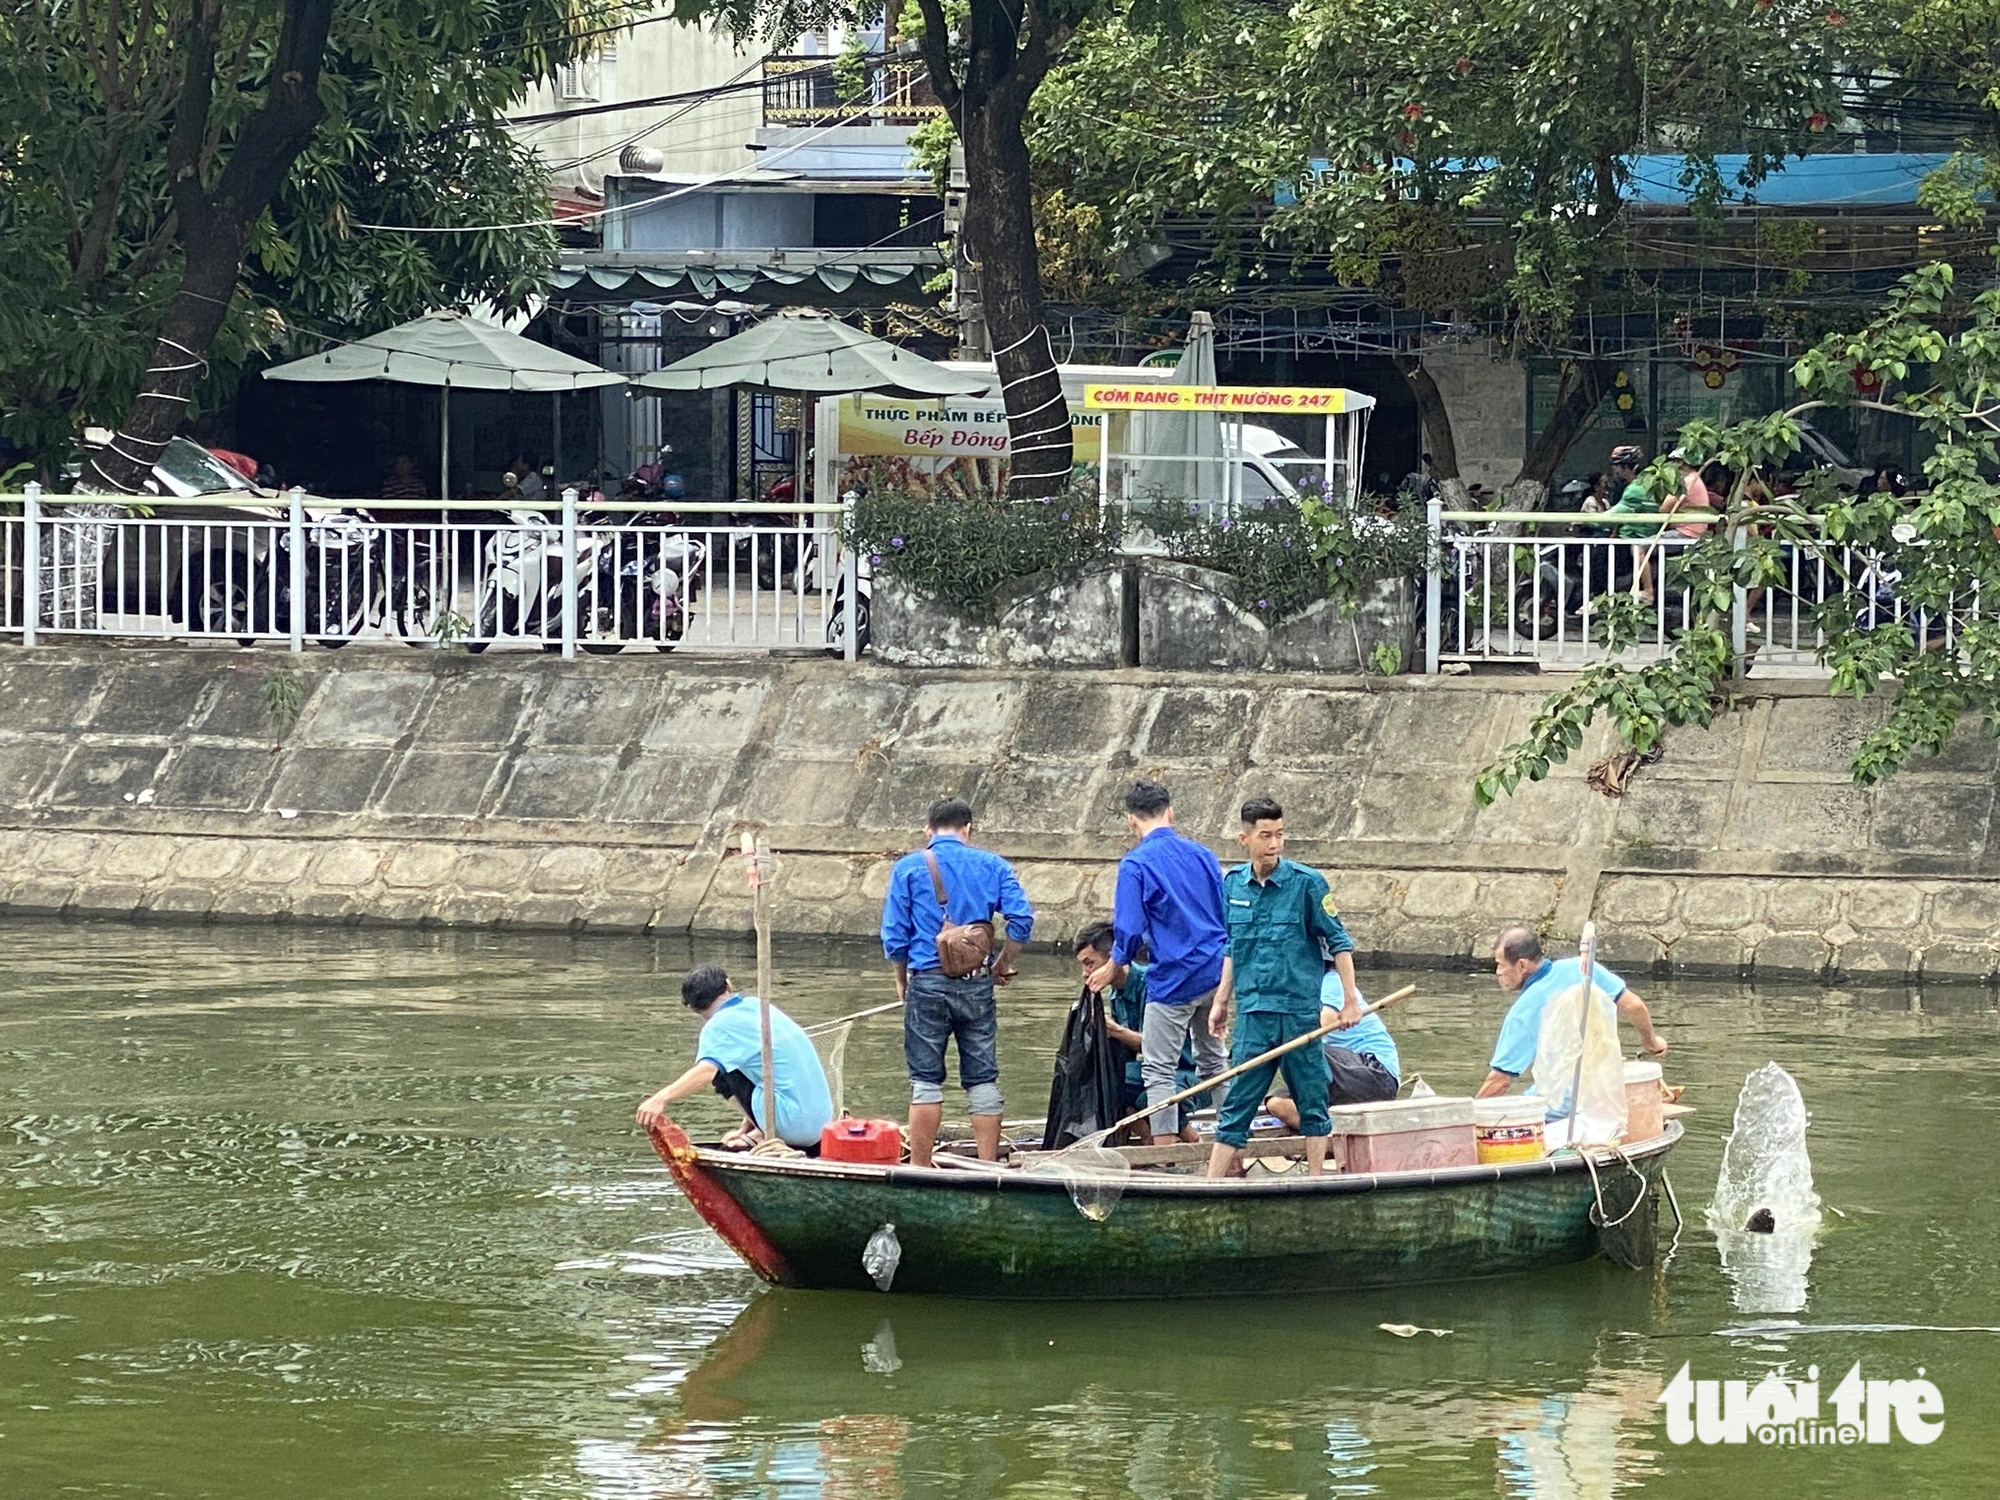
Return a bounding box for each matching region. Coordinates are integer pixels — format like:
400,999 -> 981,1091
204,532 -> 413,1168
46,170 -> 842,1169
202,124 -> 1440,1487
1084,780 -> 1229,1145
1479,926 -> 1668,1100
635,963 -> 834,1149
1206,797 -> 1357,1178
880,796 -> 1035,1166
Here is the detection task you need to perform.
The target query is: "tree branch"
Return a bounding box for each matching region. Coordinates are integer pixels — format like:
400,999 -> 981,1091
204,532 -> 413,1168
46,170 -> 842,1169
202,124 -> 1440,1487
166,0 -> 222,217
911,0 -> 960,112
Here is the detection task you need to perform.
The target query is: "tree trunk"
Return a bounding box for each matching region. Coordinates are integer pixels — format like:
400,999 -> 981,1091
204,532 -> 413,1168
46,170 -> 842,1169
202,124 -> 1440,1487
83,0 -> 335,495
1514,357 -> 1614,497
1391,354 -> 1459,480
959,102 -> 1070,499
916,0 -> 1073,501
1391,353 -> 1469,507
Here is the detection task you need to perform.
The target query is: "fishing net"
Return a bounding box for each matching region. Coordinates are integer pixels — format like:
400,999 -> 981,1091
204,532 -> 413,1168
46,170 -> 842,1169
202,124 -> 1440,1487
1026,1144 -> 1131,1222
1534,939 -> 1626,1147
822,1021 -> 855,1120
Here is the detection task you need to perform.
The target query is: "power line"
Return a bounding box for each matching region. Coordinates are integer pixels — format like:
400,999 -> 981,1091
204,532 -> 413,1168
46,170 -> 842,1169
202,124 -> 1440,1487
359,82 -> 929,233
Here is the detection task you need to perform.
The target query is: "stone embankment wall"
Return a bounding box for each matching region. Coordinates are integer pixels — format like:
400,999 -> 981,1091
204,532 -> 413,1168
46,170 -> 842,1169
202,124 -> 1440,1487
0,645 -> 1995,984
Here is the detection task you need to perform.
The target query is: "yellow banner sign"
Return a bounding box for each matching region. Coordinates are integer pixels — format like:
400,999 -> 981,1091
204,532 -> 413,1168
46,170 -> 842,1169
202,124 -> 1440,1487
836,395 -> 1101,460
1082,384 -> 1355,414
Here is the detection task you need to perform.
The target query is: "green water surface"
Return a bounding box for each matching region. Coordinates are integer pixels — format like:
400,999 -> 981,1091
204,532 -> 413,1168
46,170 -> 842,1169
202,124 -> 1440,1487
3,921 -> 1995,1498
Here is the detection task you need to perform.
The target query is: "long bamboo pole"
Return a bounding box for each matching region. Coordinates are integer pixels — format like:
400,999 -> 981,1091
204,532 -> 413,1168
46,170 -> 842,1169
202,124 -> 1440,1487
1088,992 -> 1416,1144
743,831 -> 778,1143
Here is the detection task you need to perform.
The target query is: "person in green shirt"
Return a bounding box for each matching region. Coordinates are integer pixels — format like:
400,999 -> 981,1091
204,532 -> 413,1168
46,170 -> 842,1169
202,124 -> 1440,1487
1600,445 -> 1659,539
1073,922 -> 1206,1139
1205,797 -> 1360,1179
1595,444 -> 1662,601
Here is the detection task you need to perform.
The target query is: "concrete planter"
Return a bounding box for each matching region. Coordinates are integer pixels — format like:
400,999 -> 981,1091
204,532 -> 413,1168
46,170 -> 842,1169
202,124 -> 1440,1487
871,568 -> 1124,669
873,561 -> 1415,674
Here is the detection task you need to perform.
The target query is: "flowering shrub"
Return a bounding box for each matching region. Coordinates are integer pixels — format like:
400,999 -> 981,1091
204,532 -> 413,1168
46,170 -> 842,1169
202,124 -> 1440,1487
849,480 -> 1427,623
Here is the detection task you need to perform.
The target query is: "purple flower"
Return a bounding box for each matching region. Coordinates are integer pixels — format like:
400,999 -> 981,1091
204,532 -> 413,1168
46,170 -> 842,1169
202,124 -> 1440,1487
890,536 -> 904,548
1219,519 -> 1233,531
1060,511 -> 1070,520
869,553 -> 882,565
1256,598 -> 1270,609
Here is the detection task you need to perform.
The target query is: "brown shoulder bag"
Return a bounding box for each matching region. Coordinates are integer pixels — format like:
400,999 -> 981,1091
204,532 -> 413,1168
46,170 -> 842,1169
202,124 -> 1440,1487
923,849 -> 994,978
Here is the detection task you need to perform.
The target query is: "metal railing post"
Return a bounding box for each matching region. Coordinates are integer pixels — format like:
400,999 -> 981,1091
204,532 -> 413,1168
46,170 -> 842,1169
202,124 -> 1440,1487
842,538 -> 859,663
287,486 -> 306,653
22,482 -> 40,647
1730,521 -> 1748,678
561,488 -> 578,660
1424,496 -> 1442,674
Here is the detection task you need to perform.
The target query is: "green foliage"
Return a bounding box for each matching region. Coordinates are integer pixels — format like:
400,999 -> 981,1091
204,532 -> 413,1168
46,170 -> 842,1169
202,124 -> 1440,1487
0,0 -> 635,469
1034,0 -> 1849,343
260,665 -> 306,734
847,488 -> 1118,617
1141,492 -> 1429,621
1476,263 -> 2000,800
1369,642 -> 1403,676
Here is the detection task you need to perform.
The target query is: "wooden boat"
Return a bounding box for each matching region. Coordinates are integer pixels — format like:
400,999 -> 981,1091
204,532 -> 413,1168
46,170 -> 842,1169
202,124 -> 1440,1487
644,1117 -> 1685,1300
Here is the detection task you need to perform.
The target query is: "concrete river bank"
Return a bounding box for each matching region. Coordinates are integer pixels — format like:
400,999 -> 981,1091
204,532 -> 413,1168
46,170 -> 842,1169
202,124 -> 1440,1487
3,923 -> 1992,1497
2,645 -> 1999,983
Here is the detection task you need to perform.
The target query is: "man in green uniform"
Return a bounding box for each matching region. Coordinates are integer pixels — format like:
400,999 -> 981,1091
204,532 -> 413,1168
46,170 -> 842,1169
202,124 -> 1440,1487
1206,797 -> 1359,1179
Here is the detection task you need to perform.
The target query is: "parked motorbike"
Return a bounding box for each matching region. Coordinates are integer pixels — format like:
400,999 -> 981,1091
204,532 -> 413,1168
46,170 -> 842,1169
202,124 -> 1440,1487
462,502 -> 705,654
247,510 -> 450,647
577,517 -> 704,654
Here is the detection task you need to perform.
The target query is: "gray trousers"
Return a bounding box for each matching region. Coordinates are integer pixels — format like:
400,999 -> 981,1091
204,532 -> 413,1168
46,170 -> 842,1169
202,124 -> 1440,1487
1140,989 -> 1230,1138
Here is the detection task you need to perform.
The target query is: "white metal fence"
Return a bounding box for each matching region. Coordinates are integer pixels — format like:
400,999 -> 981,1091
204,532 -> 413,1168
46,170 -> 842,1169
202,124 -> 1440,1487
1423,504 -> 1959,676
0,488 -> 862,660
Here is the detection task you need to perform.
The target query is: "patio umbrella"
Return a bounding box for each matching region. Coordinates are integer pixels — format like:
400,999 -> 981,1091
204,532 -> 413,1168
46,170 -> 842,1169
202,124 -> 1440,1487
1131,311 -> 1225,511
262,310 -> 625,498
632,311 -> 987,400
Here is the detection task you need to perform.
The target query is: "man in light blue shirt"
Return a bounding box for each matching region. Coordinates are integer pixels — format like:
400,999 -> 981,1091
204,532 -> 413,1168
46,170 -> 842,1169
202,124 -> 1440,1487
1266,971 -> 1401,1129
635,964 -> 834,1150
880,796 -> 1035,1166
1479,926 -> 1667,1100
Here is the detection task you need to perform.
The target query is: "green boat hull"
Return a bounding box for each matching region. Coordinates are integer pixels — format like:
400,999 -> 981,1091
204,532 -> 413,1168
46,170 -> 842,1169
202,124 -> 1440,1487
659,1121 -> 1682,1300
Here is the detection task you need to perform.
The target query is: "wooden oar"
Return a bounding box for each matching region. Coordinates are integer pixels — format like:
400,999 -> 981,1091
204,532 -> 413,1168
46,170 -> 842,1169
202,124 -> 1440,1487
1053,983 -> 1419,1157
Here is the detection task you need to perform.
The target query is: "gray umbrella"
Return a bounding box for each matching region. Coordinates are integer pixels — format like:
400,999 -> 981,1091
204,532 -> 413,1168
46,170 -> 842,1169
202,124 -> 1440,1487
263,310 -> 625,497
632,312 -> 987,399
1131,312 -> 1225,512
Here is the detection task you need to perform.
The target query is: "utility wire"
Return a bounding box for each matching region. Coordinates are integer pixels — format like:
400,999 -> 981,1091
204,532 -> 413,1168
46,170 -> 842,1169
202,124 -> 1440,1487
358,77 -> 929,233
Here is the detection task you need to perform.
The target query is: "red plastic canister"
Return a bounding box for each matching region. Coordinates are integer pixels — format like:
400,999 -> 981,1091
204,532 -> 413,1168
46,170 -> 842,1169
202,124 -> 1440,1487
819,1118 -> 903,1164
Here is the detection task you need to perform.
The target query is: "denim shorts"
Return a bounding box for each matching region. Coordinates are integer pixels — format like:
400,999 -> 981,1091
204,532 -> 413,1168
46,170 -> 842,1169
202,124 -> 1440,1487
904,968 -> 998,1104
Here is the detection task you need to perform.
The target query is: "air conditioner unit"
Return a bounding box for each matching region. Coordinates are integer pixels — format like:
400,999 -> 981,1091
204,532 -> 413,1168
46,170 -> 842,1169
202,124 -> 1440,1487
558,62 -> 597,102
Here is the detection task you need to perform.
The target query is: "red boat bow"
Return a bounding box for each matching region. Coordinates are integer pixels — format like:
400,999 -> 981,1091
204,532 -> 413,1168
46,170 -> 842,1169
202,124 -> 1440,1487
645,1118 -> 796,1286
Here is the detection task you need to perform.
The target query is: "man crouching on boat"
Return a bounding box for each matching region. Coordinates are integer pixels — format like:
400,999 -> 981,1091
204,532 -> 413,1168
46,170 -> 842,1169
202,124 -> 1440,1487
1206,798 -> 1354,1178
635,964 -> 834,1151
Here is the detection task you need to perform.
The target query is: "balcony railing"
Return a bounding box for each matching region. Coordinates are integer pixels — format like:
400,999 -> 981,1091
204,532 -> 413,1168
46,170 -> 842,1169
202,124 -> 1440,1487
762,54 -> 943,128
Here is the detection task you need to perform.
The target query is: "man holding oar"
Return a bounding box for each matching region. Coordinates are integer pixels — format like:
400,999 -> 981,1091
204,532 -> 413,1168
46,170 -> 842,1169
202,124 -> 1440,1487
1207,797 -> 1358,1178
1085,780 -> 1229,1146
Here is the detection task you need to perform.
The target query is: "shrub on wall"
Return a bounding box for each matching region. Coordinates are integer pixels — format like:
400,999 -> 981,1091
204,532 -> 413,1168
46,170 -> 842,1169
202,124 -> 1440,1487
847,486 -> 1119,617
849,481 -> 1428,623
1149,489 -> 1429,620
